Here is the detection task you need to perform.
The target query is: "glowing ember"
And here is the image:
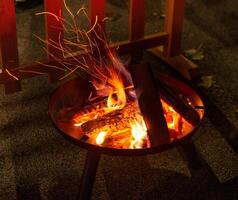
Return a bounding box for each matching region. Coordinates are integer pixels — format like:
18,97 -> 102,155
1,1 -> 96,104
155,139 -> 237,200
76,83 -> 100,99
73,68 -> 128,125
71,57 -> 190,149
130,116 -> 148,149
93,68 -> 127,111
106,74 -> 126,110
161,100 -> 182,133
72,90 -> 193,149
96,131 -> 107,145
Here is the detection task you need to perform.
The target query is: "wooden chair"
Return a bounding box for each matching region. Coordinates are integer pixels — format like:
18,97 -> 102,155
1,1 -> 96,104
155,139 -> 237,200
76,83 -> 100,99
0,0 -> 198,94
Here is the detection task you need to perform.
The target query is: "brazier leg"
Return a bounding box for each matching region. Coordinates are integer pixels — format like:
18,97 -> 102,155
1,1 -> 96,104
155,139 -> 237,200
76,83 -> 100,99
178,138 -> 202,170
78,150 -> 101,200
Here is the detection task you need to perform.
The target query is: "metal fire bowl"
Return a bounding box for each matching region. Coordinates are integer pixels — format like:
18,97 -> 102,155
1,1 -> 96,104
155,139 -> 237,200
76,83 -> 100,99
48,74 -> 204,156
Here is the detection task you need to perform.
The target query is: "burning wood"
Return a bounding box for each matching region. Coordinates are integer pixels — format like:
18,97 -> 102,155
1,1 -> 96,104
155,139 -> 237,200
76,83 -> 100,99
63,56 -> 199,149
70,96 -> 193,149
35,5 -> 201,150
129,61 -> 170,146
156,78 -> 200,127
66,55 -> 201,149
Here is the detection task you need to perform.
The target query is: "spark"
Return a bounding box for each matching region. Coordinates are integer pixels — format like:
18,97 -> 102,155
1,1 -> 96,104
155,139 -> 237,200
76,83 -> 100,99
42,47 -> 71,71
5,69 -> 19,80
102,17 -> 110,22
63,0 -> 74,19
76,6 -> 86,16
35,61 -> 67,71
58,32 -> 66,58
87,15 -> 98,34
34,2 -> 126,86
35,12 -> 60,21
59,66 -> 80,80
19,70 -> 47,75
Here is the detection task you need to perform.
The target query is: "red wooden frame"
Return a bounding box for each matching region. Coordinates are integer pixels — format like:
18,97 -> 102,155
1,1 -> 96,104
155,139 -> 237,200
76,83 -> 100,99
0,0 -> 192,94
45,0 -> 64,81
0,0 -> 21,93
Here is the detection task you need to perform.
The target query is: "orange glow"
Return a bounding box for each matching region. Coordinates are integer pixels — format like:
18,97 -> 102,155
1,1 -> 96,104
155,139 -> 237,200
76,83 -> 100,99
96,131 -> 107,145
36,6 -> 192,149
106,72 -> 127,110
161,100 -> 182,132
72,64 -> 187,149
73,68 -> 127,125
130,116 -> 148,149
71,59 -> 187,149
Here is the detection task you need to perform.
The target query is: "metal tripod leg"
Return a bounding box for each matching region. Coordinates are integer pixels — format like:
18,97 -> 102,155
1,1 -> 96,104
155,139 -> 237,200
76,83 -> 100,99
178,138 -> 202,170
78,150 -> 101,200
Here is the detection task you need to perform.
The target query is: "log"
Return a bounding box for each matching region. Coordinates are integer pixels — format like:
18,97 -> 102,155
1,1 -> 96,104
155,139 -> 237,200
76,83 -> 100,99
129,61 -> 170,146
157,79 -> 200,126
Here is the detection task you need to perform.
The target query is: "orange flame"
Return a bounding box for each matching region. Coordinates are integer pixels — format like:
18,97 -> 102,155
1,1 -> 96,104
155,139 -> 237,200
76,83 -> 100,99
161,100 -> 182,132
96,131 -> 107,145
130,116 -> 148,149
74,67 -> 127,126
106,72 -> 127,111
36,5 -> 189,149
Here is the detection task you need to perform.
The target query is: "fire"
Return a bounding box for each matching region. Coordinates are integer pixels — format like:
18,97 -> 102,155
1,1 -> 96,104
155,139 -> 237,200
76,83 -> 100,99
94,68 -> 127,111
161,100 -> 182,132
73,72 -> 186,149
71,59 -> 187,149
36,5 -> 191,149
96,131 -> 107,145
106,73 -> 127,111
130,116 -> 148,149
73,68 -> 127,126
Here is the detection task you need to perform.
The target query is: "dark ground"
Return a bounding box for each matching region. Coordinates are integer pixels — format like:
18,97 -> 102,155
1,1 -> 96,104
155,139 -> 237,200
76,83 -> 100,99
0,0 -> 238,200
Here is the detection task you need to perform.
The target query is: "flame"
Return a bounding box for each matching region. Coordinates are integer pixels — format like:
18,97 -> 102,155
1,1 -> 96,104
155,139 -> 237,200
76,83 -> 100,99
73,74 -> 185,148
96,131 -> 107,145
106,72 -> 127,110
74,67 -> 127,126
161,100 -> 182,132
36,4 -> 189,149
130,116 -> 148,149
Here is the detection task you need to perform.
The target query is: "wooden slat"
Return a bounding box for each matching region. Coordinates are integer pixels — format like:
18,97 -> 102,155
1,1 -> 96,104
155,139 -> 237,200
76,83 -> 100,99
128,0 -> 146,59
0,43 -> 3,69
0,0 -> 188,92
89,0 -> 106,58
147,1 -> 199,80
0,0 -> 21,93
128,1 -> 170,144
116,32 -> 168,54
164,0 -> 185,57
45,0 -> 63,81
90,0 -> 106,31
148,47 -> 200,80
0,60 -> 65,84
129,0 -> 145,41
0,33 -> 169,85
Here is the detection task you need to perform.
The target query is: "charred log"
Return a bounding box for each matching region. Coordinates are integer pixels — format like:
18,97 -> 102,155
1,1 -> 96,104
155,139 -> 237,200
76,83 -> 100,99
129,61 -> 170,146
